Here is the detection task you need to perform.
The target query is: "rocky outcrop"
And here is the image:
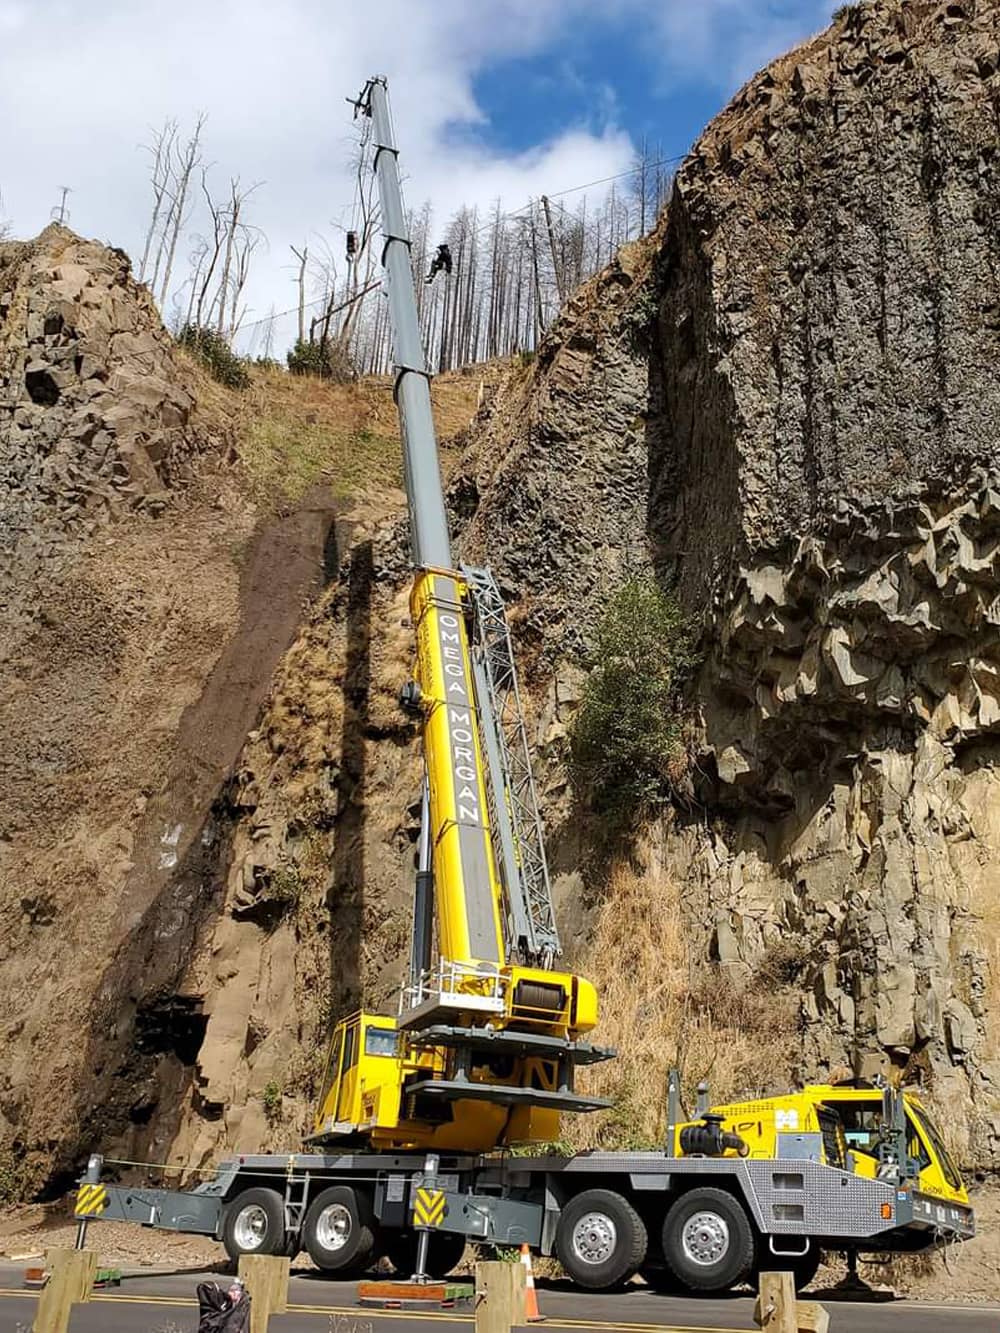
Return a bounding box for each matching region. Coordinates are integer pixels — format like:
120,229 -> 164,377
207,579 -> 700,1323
644,0 -> 1000,1167
454,242 -> 654,667
0,224 -> 225,642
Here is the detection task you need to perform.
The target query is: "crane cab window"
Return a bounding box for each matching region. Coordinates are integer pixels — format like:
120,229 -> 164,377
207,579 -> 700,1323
365,1028 -> 399,1058
836,1102 -> 884,1157
342,1022 -> 359,1070
910,1106 -> 963,1191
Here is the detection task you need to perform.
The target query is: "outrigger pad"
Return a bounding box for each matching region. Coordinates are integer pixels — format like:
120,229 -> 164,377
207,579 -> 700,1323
405,1079 -> 612,1112
357,1279 -> 474,1310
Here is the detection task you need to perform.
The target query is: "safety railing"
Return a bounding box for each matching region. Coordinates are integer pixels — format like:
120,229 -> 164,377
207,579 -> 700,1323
399,958 -> 508,1020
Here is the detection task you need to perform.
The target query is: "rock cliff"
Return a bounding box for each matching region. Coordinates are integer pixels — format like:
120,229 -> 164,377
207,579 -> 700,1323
649,0 -> 1000,1168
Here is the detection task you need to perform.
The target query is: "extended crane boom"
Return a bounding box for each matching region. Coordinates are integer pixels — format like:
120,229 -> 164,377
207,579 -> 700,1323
311,78 -> 613,1153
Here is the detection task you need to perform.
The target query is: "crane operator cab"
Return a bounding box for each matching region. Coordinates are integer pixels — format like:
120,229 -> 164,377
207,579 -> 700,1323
671,1079 -> 969,1211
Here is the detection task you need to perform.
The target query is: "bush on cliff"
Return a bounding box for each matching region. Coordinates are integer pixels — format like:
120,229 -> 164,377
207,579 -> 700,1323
570,575 -> 694,830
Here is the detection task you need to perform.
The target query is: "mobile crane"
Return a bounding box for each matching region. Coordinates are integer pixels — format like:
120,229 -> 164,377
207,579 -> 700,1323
76,76 -> 975,1295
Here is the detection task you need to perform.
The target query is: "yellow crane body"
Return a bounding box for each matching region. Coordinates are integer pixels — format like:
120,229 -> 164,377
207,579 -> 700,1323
310,79 -> 611,1157
672,1084 -> 968,1209
311,569 -> 605,1153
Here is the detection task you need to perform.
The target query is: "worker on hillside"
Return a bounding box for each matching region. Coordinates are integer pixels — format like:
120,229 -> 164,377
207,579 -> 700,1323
425,242 -> 453,283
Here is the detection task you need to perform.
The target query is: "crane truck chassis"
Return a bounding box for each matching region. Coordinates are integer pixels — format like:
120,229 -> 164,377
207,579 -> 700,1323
79,1097 -> 974,1294
73,75 -> 976,1294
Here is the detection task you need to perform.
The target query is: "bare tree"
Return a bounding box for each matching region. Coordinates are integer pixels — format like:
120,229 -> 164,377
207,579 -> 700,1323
215,176 -> 262,336
138,118 -> 178,282
0,190 -> 10,241
260,305 -> 278,362
290,244 -> 308,344
159,113 -> 206,308
228,222 -> 264,338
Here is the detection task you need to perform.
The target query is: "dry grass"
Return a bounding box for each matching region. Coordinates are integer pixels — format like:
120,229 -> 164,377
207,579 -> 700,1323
237,365 -> 482,503
568,860 -> 800,1151
175,351 -> 485,505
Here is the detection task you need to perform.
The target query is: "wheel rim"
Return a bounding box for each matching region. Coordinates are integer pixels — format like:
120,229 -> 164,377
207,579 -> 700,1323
233,1204 -> 269,1251
681,1210 -> 730,1267
315,1202 -> 353,1251
571,1211 -> 618,1266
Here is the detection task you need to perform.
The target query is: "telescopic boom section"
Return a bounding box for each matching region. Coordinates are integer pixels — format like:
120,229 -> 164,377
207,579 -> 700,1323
368,77 -> 507,974
311,80 -> 612,1154
367,79 -> 451,572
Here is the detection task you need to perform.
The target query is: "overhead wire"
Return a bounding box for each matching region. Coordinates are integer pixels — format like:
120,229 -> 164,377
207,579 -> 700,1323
236,145 -> 689,332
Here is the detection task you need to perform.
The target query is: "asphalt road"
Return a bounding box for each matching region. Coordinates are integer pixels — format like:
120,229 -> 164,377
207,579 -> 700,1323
3,1264 -> 1000,1333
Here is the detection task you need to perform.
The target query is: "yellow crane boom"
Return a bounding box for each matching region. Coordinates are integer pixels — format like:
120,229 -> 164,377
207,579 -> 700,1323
310,79 -> 612,1153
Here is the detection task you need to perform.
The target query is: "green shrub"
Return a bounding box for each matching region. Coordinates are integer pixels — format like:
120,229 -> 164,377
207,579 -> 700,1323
569,575 -> 695,830
261,1080 -> 282,1126
0,1145 -> 27,1205
286,336 -> 354,382
177,324 -> 251,389
268,864 -> 303,911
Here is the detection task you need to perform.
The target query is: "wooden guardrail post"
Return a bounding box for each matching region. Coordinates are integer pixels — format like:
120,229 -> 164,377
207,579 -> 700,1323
475,1259 -> 526,1333
755,1271 -> 829,1333
238,1253 -> 291,1333
33,1247 -> 98,1333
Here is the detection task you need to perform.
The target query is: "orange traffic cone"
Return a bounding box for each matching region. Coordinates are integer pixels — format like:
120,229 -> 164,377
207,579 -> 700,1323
520,1243 -> 543,1322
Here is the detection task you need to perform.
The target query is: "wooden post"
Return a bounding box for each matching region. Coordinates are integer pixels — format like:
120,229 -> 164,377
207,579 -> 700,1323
793,1304 -> 830,1333
238,1253 -> 290,1333
475,1259 -> 526,1333
33,1247 -> 98,1333
753,1272 -> 829,1333
756,1271 -> 796,1333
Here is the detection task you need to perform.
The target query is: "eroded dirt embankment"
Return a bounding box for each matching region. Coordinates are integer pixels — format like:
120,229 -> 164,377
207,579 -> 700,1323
0,222 -> 484,1190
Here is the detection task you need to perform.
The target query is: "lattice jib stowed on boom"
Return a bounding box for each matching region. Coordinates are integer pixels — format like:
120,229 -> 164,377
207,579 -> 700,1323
462,564 -> 560,970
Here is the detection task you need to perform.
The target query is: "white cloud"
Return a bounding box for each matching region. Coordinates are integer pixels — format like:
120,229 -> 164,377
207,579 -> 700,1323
632,0 -> 837,92
0,0 -> 838,347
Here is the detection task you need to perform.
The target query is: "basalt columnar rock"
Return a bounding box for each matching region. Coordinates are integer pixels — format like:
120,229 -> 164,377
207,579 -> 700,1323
0,224 -> 222,641
451,0 -> 1000,1166
648,0 -> 1000,1167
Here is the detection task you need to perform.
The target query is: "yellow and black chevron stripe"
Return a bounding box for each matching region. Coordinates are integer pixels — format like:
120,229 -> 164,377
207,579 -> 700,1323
74,1183 -> 109,1217
412,1187 -> 446,1228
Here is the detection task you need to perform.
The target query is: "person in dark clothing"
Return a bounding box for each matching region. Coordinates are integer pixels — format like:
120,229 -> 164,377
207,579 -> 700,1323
425,242 -> 453,282
197,1278 -> 251,1332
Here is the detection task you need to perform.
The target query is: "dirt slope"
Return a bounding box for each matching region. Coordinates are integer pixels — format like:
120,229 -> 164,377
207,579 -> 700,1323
0,223 -> 483,1192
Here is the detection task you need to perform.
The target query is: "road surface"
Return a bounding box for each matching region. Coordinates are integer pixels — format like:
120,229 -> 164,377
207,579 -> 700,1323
2,1263 -> 999,1332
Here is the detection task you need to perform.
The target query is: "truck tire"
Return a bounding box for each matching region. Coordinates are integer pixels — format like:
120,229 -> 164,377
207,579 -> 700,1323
222,1187 -> 287,1259
384,1230 -> 467,1278
303,1185 -> 376,1274
661,1187 -> 754,1292
555,1189 -> 648,1290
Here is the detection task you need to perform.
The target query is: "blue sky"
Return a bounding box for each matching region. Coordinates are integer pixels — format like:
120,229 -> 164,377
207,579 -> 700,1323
0,0 -> 837,342
466,1 -> 835,160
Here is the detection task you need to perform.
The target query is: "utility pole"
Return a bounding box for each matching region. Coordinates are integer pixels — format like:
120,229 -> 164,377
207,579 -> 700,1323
357,76 -> 451,571
540,195 -> 565,306
51,186 -> 71,225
